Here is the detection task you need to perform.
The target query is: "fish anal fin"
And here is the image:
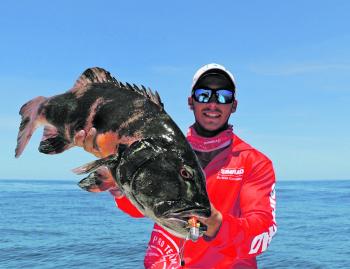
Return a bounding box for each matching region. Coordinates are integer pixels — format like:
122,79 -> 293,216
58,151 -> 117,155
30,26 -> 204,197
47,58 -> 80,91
42,125 -> 58,140
38,135 -> 71,155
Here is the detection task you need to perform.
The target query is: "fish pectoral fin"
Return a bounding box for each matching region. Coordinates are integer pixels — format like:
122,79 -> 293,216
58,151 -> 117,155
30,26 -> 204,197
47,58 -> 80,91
72,154 -> 118,175
78,166 -> 116,192
72,144 -> 127,175
74,144 -> 128,192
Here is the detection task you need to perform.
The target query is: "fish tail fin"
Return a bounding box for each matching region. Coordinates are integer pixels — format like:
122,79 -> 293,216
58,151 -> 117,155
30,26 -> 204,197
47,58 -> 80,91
15,96 -> 47,158
73,155 -> 119,192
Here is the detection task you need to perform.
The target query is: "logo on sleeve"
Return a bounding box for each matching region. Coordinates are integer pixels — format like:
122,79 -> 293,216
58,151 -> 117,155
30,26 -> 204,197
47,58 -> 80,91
217,167 -> 244,181
249,183 -> 277,255
144,229 -> 181,269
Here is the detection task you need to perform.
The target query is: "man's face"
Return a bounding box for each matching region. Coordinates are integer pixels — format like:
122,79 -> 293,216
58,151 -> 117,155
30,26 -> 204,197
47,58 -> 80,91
189,97 -> 237,131
189,71 -> 237,131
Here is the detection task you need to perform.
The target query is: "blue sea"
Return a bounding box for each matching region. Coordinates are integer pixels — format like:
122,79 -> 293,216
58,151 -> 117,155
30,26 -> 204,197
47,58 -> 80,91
1,179 -> 349,269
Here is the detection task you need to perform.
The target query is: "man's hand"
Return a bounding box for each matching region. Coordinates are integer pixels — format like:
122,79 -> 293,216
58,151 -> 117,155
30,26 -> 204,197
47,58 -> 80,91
198,203 -> 222,238
74,128 -> 104,158
74,128 -> 124,198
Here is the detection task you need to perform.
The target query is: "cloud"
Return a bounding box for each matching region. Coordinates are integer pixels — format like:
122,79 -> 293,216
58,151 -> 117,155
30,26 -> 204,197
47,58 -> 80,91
248,62 -> 350,76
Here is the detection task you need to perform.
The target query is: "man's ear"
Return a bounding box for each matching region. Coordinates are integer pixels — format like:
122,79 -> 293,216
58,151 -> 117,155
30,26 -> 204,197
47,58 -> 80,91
188,97 -> 194,110
231,100 -> 238,113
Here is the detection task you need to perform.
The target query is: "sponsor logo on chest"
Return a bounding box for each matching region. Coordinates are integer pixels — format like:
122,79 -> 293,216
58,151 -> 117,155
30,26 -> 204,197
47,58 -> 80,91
217,167 -> 245,181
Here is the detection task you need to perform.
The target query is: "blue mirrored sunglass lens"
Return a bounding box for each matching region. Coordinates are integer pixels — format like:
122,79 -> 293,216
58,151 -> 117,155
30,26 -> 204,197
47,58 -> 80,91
216,90 -> 234,104
194,89 -> 212,103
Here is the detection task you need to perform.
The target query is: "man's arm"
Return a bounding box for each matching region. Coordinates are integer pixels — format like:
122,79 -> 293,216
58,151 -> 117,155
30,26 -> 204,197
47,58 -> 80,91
201,157 -> 277,259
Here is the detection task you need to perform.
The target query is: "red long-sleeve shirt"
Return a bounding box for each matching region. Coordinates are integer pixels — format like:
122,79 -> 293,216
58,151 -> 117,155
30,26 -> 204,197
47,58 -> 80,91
115,130 -> 277,269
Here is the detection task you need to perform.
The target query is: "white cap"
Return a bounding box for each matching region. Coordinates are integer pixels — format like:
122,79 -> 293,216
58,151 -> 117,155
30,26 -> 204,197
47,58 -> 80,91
191,63 -> 236,90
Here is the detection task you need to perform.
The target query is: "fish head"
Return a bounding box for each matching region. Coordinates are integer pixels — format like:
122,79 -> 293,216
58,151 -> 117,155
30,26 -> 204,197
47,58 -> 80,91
117,138 -> 211,238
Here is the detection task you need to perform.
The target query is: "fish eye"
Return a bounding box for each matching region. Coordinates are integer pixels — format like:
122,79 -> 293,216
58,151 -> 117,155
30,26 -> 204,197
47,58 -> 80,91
180,165 -> 194,179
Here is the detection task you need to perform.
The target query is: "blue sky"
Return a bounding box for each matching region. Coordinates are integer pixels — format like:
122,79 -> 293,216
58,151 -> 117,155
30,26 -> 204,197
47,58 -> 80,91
1,1 -> 349,180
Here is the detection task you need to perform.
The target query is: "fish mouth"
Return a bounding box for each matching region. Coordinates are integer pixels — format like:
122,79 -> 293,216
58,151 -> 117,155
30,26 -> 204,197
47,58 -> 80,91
164,206 -> 211,220
159,207 -> 210,239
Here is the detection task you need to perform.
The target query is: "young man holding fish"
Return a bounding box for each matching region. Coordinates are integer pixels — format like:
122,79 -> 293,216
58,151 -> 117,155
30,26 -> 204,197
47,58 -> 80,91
75,63 -> 276,269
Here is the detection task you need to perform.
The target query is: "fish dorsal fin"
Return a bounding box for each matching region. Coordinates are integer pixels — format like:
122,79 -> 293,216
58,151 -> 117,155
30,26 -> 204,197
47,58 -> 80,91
73,67 -> 120,89
72,67 -> 163,109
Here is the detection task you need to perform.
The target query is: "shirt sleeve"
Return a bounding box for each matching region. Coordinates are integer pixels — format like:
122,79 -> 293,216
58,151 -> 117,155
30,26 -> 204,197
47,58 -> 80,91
206,156 -> 277,259
114,196 -> 144,218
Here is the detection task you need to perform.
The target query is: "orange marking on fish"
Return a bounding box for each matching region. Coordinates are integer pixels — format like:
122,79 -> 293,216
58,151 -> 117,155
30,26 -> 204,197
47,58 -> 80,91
96,131 -> 143,158
96,132 -> 119,157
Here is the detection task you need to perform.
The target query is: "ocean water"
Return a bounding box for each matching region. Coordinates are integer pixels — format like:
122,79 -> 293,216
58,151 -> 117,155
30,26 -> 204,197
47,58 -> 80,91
0,179 -> 349,269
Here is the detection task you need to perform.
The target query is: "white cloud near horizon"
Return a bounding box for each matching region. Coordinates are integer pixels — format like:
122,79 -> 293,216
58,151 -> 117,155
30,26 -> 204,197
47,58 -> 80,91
247,62 -> 350,76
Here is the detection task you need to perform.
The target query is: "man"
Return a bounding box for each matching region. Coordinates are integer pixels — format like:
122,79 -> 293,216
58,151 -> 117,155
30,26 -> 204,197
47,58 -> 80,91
75,63 -> 277,268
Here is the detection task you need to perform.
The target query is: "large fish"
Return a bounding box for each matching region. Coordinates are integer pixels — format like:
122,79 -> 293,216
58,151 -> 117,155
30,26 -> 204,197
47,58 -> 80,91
15,67 -> 211,239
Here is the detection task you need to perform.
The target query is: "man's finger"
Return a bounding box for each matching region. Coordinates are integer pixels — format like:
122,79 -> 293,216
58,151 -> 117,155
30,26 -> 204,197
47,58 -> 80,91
84,128 -> 97,153
74,130 -> 86,147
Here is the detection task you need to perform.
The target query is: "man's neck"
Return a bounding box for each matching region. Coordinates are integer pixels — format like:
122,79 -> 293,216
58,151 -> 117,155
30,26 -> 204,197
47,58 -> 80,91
193,122 -> 229,137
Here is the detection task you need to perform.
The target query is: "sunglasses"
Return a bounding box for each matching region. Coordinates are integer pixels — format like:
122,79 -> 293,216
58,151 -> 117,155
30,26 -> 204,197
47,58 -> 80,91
192,88 -> 235,104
